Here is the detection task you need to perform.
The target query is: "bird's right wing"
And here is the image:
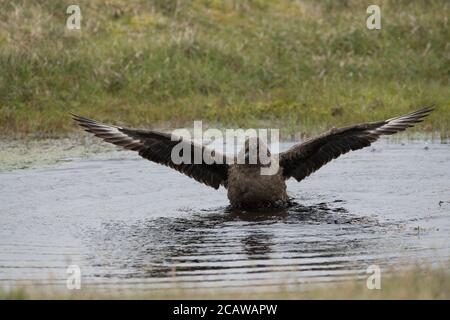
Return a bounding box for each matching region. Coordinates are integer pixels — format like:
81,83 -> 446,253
72,115 -> 229,189
279,106 -> 434,182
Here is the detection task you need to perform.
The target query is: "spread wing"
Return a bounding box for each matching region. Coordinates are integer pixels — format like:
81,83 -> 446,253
72,115 -> 229,189
279,106 -> 434,182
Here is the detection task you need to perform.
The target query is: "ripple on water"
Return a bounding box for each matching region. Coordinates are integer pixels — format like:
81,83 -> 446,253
82,202 -> 430,290
0,141 -> 449,290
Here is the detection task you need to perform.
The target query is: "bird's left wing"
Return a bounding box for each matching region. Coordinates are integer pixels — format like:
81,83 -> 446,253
72,115 -> 229,189
279,106 -> 434,182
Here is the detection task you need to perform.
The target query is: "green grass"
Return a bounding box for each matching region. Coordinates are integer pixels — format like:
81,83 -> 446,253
0,0 -> 449,138
2,266 -> 449,299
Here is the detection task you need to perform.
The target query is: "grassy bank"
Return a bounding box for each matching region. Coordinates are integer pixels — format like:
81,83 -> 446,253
0,0 -> 449,138
2,266 -> 449,299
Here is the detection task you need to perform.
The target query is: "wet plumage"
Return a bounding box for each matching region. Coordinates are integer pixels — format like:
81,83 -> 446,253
73,106 -> 434,208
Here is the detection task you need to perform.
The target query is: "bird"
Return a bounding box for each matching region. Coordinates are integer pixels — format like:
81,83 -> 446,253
72,106 -> 434,209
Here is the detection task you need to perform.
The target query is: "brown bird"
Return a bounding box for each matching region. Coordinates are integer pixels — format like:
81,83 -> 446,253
73,106 -> 434,208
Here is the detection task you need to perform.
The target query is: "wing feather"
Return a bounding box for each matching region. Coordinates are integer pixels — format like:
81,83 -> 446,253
72,114 -> 229,189
280,106 -> 434,181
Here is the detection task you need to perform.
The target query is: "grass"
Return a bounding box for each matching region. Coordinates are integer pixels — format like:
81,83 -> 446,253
0,0 -> 449,138
1,266 -> 450,299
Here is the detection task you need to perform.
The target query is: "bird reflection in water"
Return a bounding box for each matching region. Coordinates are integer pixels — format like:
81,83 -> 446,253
85,201 -> 382,286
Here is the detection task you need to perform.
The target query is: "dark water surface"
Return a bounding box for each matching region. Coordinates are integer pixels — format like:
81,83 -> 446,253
0,141 -> 449,292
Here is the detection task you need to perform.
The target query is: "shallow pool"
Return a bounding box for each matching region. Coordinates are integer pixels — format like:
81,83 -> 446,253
0,140 -> 449,292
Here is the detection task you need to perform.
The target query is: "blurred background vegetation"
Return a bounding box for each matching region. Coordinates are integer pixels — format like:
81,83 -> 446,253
0,0 -> 448,138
